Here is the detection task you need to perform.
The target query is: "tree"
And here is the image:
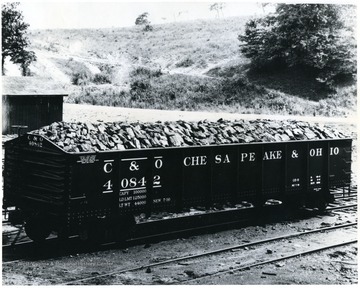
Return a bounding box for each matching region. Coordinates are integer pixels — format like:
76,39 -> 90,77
173,10 -> 188,22
210,3 -> 226,18
2,2 -> 36,76
239,4 -> 356,87
135,12 -> 153,31
256,3 -> 275,14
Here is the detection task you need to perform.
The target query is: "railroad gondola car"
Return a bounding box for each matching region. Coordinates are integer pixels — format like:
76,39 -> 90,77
3,123 -> 352,242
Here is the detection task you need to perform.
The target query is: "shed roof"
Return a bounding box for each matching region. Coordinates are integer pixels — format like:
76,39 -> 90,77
2,76 -> 68,96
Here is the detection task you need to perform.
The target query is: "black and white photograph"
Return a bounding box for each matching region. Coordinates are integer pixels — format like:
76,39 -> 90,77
1,0 -> 358,285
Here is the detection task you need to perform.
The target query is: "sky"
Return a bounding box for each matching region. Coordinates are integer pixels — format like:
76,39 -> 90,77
14,1 -> 270,30
5,0 -> 356,30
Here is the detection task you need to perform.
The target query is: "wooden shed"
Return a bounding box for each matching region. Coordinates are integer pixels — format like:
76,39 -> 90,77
2,77 -> 68,134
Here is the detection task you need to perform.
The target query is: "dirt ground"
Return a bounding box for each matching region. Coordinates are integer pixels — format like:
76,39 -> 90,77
2,104 -> 358,285
63,103 -> 358,126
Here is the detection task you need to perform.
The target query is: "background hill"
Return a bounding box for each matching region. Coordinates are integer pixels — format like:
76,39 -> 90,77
27,17 -> 248,82
5,16 -> 357,117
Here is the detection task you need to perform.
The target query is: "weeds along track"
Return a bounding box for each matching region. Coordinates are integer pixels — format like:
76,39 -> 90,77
58,221 -> 357,285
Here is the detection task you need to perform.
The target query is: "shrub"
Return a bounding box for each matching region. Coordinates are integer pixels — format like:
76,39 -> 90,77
239,4 -> 357,87
130,79 -> 151,92
66,70 -> 355,117
72,71 -> 92,85
175,57 -> 195,68
130,66 -> 162,78
62,58 -> 93,85
144,25 -> 153,32
220,75 -> 266,103
93,73 -> 111,84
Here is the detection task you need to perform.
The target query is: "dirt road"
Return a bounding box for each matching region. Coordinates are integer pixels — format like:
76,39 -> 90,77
63,103 -> 358,125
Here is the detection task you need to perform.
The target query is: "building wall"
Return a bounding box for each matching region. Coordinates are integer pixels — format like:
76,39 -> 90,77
2,95 -> 65,134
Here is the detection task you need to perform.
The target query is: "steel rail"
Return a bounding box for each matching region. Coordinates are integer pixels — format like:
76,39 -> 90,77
2,235 -> 58,249
2,230 -> 20,237
333,192 -> 357,196
333,194 -> 357,200
2,260 -> 21,265
59,221 -> 357,285
326,204 -> 357,211
182,239 -> 358,284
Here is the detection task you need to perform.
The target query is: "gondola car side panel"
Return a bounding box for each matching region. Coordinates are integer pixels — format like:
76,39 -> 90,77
285,142 -> 307,203
181,147 -> 211,207
237,144 -> 262,204
329,139 -> 352,188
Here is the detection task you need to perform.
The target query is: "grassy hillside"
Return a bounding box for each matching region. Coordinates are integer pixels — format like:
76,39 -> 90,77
28,17 -> 247,78
14,16 -> 357,117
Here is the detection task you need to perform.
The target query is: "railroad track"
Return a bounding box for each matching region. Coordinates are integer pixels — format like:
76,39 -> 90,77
57,221 -> 357,285
333,193 -> 357,200
333,191 -> 357,198
331,185 -> 357,198
182,239 -> 357,285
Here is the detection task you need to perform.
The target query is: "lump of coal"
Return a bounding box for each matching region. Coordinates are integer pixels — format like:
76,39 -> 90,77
32,119 -> 348,153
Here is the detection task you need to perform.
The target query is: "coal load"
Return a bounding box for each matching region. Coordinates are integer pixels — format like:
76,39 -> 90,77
33,119 -> 347,153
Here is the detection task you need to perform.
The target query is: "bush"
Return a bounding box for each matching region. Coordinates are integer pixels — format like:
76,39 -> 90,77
63,58 -> 93,85
66,70 -> 355,117
144,24 -> 153,32
93,73 -> 111,84
219,76 -> 266,105
129,67 -> 162,101
239,4 -> 357,87
130,66 -> 162,78
72,71 -> 92,85
175,57 -> 195,68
